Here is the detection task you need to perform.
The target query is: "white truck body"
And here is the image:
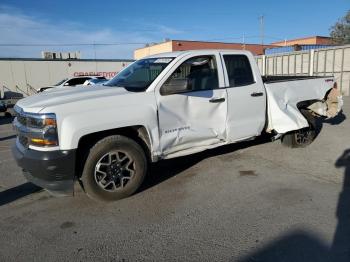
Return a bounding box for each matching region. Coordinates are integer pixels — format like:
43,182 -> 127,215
16,50 -> 339,159
12,50 -> 342,199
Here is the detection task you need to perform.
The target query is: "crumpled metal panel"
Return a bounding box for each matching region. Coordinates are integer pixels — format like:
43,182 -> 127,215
265,78 -> 338,134
307,83 -> 343,118
157,90 -> 227,158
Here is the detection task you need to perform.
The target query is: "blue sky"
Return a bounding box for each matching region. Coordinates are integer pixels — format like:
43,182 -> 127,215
0,0 -> 348,58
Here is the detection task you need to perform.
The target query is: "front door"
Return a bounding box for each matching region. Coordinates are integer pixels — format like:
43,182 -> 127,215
157,54 -> 228,157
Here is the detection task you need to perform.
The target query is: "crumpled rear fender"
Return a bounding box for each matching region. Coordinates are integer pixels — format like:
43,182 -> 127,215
265,78 -> 342,134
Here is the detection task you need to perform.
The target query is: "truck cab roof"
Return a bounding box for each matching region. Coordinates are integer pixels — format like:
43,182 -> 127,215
144,49 -> 254,59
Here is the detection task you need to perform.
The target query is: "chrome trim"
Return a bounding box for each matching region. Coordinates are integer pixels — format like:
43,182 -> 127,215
14,105 -> 56,121
13,118 -> 45,138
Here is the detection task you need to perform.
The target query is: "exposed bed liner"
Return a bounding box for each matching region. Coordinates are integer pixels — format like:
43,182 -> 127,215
262,75 -> 333,84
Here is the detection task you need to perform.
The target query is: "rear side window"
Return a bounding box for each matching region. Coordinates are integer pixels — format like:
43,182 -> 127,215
223,55 -> 254,87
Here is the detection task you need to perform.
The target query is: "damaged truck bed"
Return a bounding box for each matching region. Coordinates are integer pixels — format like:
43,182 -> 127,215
265,77 -> 342,134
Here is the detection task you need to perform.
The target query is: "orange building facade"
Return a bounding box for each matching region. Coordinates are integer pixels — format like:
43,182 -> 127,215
134,40 -> 274,59
271,36 -> 333,46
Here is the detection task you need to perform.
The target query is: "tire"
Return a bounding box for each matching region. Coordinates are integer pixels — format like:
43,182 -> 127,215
81,135 -> 147,202
281,109 -> 316,148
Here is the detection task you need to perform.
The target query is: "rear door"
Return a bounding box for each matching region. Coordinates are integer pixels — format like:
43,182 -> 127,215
220,52 -> 266,142
156,53 -> 228,157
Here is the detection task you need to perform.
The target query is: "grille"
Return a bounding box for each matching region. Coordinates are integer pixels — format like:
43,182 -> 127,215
15,107 -> 29,148
18,134 -> 29,148
17,114 -> 27,126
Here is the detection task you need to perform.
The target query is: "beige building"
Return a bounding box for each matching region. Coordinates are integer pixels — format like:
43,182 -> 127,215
134,37 -> 335,59
134,39 -> 274,59
271,36 -> 333,46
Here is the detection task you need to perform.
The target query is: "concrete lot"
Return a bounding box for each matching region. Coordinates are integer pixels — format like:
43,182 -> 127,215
0,98 -> 349,262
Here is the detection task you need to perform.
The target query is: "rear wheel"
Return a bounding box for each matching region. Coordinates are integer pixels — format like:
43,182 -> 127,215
81,135 -> 147,201
281,109 -> 316,148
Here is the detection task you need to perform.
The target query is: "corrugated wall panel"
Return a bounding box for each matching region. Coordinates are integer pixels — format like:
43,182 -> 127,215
257,45 -> 350,95
317,51 -> 326,74
334,49 -> 343,72
282,56 -> 289,74
276,56 -> 282,75
343,48 -> 350,71
342,72 -> 350,96
295,54 -> 302,74
325,50 -> 334,73
302,53 -> 310,74
256,57 -> 263,74
267,57 -> 274,75
289,55 -> 295,74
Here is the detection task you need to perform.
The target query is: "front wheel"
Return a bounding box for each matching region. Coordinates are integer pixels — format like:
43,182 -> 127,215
81,135 -> 147,202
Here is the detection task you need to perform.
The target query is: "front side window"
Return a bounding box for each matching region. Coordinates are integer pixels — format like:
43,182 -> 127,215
105,57 -> 174,92
161,56 -> 219,95
223,55 -> 254,87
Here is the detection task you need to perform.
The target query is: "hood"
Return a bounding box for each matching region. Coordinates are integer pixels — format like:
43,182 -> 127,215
17,85 -> 131,113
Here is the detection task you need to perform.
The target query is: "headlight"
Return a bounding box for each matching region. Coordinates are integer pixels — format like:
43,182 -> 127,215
26,113 -> 57,129
14,112 -> 59,147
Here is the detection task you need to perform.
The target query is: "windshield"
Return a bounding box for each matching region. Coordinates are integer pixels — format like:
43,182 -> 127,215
54,78 -> 68,86
105,57 -> 174,91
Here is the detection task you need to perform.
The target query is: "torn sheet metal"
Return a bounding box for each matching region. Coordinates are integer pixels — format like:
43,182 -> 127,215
265,78 -> 339,134
307,85 -> 343,118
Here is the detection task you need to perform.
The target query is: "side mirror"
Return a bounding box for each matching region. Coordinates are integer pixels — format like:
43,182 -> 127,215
161,78 -> 189,95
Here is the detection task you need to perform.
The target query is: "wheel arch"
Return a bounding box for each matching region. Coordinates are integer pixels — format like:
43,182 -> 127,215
75,125 -> 153,179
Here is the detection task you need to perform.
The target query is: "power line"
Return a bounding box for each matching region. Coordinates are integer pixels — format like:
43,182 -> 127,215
0,42 -> 147,47
0,35 -> 344,48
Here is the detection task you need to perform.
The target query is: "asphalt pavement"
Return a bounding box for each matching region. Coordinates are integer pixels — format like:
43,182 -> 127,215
0,98 -> 349,262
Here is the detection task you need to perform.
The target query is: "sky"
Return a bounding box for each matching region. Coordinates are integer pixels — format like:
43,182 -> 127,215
0,0 -> 348,59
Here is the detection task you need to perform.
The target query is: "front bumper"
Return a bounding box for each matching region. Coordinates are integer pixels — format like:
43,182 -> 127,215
12,141 -> 76,195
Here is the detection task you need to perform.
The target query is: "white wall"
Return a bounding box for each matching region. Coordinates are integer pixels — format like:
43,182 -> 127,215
0,59 -> 133,95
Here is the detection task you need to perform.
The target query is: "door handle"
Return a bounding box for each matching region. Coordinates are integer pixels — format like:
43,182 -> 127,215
209,97 -> 226,103
251,92 -> 264,97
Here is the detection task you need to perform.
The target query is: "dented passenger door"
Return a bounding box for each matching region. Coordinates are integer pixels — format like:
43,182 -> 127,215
156,53 -> 228,158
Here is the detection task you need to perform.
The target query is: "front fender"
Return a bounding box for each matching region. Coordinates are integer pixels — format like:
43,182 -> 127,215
57,104 -> 160,155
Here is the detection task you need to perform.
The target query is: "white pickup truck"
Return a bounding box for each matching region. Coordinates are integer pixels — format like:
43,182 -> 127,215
12,50 -> 342,201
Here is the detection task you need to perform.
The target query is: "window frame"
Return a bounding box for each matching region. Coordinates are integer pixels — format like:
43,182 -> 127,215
222,54 -> 256,88
160,55 -> 220,96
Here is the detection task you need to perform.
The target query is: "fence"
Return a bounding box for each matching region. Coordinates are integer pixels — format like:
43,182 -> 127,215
256,45 -> 350,96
